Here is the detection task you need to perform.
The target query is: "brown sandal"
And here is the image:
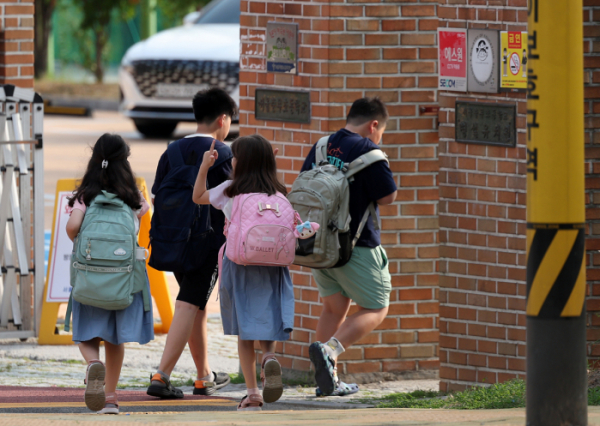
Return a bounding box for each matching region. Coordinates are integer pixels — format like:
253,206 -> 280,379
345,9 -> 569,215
237,394 -> 263,411
84,360 -> 106,412
261,353 -> 283,403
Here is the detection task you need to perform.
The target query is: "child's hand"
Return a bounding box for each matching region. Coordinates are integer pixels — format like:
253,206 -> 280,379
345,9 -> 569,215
201,140 -> 219,169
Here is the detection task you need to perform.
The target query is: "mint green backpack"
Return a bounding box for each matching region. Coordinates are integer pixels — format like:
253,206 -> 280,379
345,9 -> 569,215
64,191 -> 150,332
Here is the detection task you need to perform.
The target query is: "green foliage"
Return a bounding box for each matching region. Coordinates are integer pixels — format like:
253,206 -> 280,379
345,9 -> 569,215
157,0 -> 210,25
375,379 -> 527,410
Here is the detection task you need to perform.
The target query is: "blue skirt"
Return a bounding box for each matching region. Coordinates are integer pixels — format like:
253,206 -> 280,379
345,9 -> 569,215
71,278 -> 154,345
220,256 -> 294,341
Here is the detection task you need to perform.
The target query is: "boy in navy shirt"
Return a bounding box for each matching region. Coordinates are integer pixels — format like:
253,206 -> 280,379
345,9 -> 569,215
147,88 -> 234,398
301,98 -> 397,396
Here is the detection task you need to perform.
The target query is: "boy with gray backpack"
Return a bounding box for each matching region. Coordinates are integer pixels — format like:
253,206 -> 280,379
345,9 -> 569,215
291,97 -> 397,396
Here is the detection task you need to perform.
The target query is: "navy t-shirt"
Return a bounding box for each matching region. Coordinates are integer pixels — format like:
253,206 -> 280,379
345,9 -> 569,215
152,135 -> 232,245
300,129 -> 397,248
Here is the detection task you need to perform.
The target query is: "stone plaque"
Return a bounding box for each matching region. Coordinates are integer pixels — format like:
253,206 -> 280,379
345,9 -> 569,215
455,101 -> 516,147
266,22 -> 298,74
467,29 -> 499,93
255,89 -> 310,124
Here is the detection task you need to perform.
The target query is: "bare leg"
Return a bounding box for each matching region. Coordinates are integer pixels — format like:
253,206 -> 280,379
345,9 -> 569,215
157,300 -> 199,375
238,338 -> 258,389
187,308 -> 212,378
315,292 -> 351,343
259,341 -> 276,358
104,342 -> 125,394
79,338 -> 101,362
333,306 -> 389,350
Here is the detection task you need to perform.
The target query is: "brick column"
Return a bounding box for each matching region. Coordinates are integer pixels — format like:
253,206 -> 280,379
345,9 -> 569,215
0,1 -> 34,88
437,3 -> 529,391
584,2 -> 600,366
239,0 -> 440,382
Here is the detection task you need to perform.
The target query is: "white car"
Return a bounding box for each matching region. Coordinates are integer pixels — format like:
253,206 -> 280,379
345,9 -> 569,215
119,0 -> 240,138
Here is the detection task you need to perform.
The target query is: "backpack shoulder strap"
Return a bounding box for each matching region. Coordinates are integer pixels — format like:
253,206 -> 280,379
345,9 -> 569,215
315,136 -> 330,166
345,148 -> 389,180
64,292 -> 73,332
166,140 -> 185,168
352,203 -> 380,248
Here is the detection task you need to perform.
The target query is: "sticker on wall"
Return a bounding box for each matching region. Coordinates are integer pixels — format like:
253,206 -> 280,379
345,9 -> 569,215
467,29 -> 499,93
437,28 -> 467,92
499,31 -> 528,92
266,22 -> 298,74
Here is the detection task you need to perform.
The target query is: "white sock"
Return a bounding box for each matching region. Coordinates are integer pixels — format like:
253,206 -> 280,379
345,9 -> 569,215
199,371 -> 215,382
247,387 -> 260,395
323,337 -> 345,359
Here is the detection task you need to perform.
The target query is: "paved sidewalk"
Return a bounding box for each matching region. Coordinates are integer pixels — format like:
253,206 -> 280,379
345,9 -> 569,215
3,407 -> 600,425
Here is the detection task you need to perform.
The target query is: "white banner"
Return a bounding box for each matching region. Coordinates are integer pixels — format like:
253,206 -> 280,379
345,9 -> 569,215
46,191 -> 74,303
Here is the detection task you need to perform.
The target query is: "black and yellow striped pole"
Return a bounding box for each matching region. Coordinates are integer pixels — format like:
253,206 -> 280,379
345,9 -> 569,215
526,0 -> 587,424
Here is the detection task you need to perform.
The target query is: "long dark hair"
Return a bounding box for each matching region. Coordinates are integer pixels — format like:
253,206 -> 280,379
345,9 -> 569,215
225,134 -> 287,197
68,133 -> 142,209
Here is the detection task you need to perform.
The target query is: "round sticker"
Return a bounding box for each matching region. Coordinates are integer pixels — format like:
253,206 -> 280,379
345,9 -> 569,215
509,52 -> 520,75
470,36 -> 494,84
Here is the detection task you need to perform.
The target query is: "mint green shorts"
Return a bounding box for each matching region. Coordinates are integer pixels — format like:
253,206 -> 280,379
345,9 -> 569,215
312,246 -> 391,310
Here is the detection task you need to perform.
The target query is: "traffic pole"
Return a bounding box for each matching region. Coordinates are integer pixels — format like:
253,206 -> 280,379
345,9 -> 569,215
526,0 -> 587,425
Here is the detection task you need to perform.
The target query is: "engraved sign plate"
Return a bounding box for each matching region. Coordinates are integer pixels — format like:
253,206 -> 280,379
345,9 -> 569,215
455,101 -> 516,147
266,22 -> 298,74
255,89 -> 310,124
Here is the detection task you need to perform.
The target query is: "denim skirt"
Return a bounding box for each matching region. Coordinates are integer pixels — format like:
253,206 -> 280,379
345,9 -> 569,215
71,277 -> 154,345
220,255 -> 295,341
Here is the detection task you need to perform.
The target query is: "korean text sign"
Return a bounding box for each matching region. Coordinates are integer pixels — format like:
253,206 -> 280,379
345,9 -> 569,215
438,28 -> 467,92
500,31 -> 528,91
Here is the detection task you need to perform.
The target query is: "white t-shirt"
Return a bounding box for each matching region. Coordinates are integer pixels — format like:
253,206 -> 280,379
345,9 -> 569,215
209,180 -> 234,220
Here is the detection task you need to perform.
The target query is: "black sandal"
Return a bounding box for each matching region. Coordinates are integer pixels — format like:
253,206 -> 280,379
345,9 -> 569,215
146,373 -> 184,399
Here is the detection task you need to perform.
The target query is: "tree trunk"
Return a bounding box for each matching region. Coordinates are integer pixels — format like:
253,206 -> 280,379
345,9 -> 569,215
93,28 -> 106,83
34,0 -> 56,79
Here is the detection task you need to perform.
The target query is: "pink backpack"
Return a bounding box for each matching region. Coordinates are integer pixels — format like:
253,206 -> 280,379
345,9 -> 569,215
224,192 -> 300,266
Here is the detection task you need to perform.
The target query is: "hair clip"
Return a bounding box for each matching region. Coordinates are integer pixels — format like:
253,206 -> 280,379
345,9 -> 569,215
102,160 -> 109,169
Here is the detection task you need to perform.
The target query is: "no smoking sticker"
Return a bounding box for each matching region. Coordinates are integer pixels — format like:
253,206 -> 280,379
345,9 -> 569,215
510,52 -> 520,75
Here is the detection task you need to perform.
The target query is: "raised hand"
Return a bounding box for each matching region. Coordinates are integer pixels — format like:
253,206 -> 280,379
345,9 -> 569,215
201,140 -> 219,169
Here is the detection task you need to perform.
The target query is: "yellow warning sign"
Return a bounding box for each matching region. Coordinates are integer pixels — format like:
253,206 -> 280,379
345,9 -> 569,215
500,31 -> 528,91
38,178 -> 173,345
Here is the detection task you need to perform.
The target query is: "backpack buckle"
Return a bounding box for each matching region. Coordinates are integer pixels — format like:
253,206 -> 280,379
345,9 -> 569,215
258,202 -> 281,217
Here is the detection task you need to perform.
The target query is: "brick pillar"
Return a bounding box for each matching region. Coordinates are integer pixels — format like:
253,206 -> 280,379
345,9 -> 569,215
239,0 -> 440,382
0,1 -> 34,88
437,3 -> 529,391
585,2 -> 600,366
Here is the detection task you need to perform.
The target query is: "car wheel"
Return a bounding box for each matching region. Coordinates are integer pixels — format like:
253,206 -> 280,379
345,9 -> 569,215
134,120 -> 178,138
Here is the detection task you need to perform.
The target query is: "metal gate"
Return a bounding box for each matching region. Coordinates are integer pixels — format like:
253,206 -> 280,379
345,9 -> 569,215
0,85 -> 44,340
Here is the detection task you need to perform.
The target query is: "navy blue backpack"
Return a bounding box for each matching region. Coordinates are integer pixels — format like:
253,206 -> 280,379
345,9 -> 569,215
149,140 -> 231,273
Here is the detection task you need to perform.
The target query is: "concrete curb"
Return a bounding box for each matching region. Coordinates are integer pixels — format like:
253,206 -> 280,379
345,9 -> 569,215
275,399 -> 375,410
45,97 -> 119,112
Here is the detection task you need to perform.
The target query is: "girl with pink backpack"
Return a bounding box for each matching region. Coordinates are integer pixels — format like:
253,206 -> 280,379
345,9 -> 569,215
192,135 -> 317,411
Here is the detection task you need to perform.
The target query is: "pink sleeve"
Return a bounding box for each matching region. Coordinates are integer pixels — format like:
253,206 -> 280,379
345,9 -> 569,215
70,198 -> 86,215
209,180 -> 232,211
137,192 -> 150,218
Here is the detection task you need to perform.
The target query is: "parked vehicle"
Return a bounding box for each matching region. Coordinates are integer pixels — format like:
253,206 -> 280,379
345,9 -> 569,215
119,0 -> 240,138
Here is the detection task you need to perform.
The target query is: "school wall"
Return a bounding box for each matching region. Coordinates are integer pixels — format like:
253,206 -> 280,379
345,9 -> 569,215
0,0 -> 34,88
238,0 -> 441,382
436,0 -> 528,392
436,1 -> 600,392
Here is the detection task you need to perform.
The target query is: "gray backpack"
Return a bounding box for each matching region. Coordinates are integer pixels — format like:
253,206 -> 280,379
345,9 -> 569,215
288,136 -> 389,269
64,191 -> 150,332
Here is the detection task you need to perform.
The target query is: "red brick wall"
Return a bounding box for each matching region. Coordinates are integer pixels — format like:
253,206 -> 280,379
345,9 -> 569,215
239,0 -> 441,381
584,1 -> 600,367
0,1 -> 34,88
437,1 -> 529,391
